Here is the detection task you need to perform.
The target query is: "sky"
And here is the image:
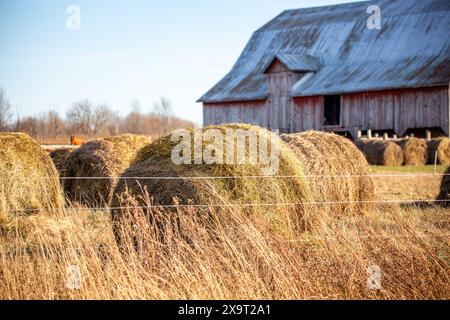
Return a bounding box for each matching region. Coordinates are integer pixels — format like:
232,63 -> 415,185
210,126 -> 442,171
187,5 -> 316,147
0,0 -> 364,125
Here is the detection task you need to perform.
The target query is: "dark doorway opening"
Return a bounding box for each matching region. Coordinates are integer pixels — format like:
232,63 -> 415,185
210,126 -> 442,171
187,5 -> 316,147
324,95 -> 341,126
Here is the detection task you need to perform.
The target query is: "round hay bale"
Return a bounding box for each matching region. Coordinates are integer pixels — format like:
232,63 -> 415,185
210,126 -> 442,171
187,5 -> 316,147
355,139 -> 403,166
0,132 -> 63,225
427,138 -> 450,165
437,166 -> 450,207
111,124 -> 314,241
111,125 -> 376,246
282,131 -> 374,214
395,138 -> 428,166
49,148 -> 72,177
63,134 -> 150,207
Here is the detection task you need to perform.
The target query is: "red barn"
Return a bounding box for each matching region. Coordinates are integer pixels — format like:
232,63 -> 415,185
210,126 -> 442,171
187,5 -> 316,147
198,0 -> 450,139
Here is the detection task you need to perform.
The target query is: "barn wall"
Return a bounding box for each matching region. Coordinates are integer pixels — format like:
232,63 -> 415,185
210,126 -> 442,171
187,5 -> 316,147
203,86 -> 449,137
291,96 -> 324,132
341,86 -> 449,136
266,60 -> 302,132
203,100 -> 267,126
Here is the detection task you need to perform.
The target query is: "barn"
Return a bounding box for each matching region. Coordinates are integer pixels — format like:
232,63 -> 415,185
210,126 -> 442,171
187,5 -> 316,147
198,0 -> 450,139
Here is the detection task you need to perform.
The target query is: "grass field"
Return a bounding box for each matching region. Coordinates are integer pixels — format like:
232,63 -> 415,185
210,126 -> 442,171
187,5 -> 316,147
1,139 -> 449,299
370,165 -> 446,201
0,165 -> 448,299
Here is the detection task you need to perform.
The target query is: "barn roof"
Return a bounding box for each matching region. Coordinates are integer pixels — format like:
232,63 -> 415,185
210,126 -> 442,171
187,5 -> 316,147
263,53 -> 321,73
198,0 -> 450,103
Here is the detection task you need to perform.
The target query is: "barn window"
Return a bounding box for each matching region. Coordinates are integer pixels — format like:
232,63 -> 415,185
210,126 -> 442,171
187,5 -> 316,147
324,95 -> 341,126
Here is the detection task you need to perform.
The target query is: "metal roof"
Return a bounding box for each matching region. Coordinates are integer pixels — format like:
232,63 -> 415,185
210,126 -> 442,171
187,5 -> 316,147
198,0 -> 450,103
263,53 -> 321,73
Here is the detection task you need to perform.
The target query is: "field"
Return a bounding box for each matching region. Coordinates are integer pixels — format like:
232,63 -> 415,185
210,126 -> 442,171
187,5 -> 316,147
0,136 -> 449,300
372,165 -> 446,201
1,181 -> 448,299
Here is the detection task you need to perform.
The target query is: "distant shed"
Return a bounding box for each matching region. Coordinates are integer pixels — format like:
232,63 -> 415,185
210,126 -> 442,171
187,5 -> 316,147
198,0 -> 450,138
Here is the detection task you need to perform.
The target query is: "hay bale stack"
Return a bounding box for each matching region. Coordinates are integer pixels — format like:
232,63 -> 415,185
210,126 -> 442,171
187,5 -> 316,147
111,124 -> 314,240
111,125 -> 375,243
437,166 -> 450,207
49,148 -> 72,177
0,133 -> 63,225
426,138 -> 450,165
282,131 -> 374,214
355,139 -> 404,166
63,134 -> 150,207
395,138 -> 428,166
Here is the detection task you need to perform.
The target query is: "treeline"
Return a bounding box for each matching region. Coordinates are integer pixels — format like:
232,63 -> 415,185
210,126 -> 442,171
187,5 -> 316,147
0,88 -> 195,142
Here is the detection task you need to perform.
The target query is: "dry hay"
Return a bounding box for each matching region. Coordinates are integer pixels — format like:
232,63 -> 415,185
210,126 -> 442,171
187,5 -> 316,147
427,138 -> 450,165
355,139 -> 403,166
49,148 -> 72,177
63,134 -> 150,207
111,124 -> 314,241
111,125 -> 375,244
395,138 -> 428,166
0,133 -> 63,226
437,166 -> 450,207
282,131 -> 374,214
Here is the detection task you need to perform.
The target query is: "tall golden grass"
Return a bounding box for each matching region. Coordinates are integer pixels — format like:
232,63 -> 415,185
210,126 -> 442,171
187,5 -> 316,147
0,197 -> 448,299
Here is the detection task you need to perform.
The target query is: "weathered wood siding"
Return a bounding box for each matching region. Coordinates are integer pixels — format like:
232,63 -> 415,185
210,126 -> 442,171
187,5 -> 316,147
291,96 -> 323,132
203,100 -> 267,126
266,60 -> 301,132
203,85 -> 450,137
341,86 -> 449,136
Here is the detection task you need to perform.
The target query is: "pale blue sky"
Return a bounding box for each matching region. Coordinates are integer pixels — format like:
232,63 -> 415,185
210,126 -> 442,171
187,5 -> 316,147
0,0 -> 364,124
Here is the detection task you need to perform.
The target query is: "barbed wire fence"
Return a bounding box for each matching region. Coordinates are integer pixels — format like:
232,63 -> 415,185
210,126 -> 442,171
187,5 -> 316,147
2,172 -> 448,253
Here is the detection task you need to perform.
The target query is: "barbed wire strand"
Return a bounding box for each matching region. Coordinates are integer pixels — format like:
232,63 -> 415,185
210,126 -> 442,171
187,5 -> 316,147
55,173 -> 450,180
10,199 -> 450,213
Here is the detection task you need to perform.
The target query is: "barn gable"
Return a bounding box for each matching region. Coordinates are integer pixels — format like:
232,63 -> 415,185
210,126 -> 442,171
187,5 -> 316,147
263,53 -> 321,74
198,0 -> 450,103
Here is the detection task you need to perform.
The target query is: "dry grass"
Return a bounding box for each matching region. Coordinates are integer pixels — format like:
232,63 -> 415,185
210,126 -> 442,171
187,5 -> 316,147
0,130 -> 448,300
356,139 -> 404,166
396,138 -> 428,166
0,199 -> 448,299
49,148 -> 72,177
427,138 -> 450,166
437,166 -> 450,206
372,172 -> 442,201
63,134 -> 150,207
0,133 -> 63,226
112,124 -> 314,239
282,131 -> 374,215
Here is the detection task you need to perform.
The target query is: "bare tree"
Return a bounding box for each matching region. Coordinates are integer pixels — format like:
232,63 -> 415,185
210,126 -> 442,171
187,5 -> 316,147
18,116 -> 39,137
66,99 -> 93,135
131,99 -> 141,113
152,96 -> 173,117
46,110 -> 64,138
91,104 -> 114,135
152,96 -> 173,135
0,87 -> 12,131
66,100 -> 114,136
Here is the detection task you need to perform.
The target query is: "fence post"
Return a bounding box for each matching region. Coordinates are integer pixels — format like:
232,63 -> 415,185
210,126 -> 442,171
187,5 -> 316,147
426,130 -> 431,141
367,129 -> 372,140
434,151 -> 438,174
357,130 -> 362,140
383,133 -> 388,140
